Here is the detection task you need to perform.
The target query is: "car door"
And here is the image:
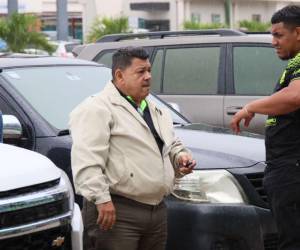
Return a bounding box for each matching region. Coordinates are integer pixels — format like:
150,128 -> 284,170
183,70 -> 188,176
151,45 -> 226,127
0,80 -> 36,149
224,44 -> 287,134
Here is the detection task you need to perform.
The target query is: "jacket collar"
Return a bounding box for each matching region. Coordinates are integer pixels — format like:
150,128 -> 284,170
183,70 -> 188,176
105,81 -> 149,128
104,81 -> 165,143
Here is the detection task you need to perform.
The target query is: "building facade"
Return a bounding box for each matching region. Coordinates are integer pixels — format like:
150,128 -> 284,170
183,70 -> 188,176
0,0 -> 299,41
79,0 -> 300,39
119,0 -> 300,30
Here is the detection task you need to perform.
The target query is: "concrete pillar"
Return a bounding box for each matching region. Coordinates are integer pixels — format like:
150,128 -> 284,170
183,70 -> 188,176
232,1 -> 238,28
185,0 -> 191,22
57,0 -> 68,41
8,0 -> 18,16
78,0 -> 97,42
177,0 -> 185,30
225,0 -> 233,28
170,1 -> 177,31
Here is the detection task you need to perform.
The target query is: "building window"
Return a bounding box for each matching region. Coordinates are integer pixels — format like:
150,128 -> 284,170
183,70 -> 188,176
252,14 -> 261,22
191,13 -> 201,23
211,14 -> 221,23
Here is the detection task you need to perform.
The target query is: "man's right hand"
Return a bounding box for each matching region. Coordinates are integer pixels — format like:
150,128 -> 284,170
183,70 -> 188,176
230,106 -> 255,134
96,201 -> 116,230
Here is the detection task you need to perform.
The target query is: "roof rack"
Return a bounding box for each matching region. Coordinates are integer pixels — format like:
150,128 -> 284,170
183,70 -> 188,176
96,29 -> 245,43
244,31 -> 270,35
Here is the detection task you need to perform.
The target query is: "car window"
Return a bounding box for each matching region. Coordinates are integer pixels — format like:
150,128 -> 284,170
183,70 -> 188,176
2,66 -> 111,130
96,51 -> 114,68
95,47 -> 153,68
65,43 -> 80,53
0,92 -> 33,148
97,49 -> 163,94
151,49 -> 164,94
147,94 -> 188,125
162,47 -> 220,94
233,46 -> 287,95
2,65 -> 186,130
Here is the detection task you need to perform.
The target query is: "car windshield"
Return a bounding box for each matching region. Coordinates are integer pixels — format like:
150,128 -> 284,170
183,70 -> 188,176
2,65 -> 188,130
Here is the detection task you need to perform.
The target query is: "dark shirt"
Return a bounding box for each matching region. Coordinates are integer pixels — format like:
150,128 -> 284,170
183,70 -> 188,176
264,52 -> 300,189
116,87 -> 164,155
265,52 -> 300,168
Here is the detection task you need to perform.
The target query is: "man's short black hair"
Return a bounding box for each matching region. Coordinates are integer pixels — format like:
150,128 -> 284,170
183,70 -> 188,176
112,47 -> 149,81
271,5 -> 300,28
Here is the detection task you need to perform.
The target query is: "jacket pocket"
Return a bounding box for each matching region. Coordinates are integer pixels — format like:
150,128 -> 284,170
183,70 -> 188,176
110,157 -> 135,194
105,154 -> 127,186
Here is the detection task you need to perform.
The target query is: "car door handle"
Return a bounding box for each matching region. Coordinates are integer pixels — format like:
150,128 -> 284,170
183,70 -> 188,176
226,106 -> 243,116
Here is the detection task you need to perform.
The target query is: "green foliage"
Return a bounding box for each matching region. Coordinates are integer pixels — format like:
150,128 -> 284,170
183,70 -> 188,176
87,16 -> 129,43
239,20 -> 271,32
0,13 -> 54,53
183,21 -> 226,30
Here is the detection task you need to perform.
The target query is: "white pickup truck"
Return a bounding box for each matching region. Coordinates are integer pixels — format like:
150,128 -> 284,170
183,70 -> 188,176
0,116 -> 83,250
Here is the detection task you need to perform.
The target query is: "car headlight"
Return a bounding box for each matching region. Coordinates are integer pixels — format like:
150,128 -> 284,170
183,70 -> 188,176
59,170 -> 75,211
172,170 -> 248,203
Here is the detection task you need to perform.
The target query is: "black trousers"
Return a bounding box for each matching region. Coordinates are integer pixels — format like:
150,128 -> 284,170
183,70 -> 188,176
82,195 -> 167,250
264,166 -> 300,250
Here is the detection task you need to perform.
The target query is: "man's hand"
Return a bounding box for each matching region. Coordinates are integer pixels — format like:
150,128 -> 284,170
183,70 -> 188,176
96,201 -> 116,230
230,106 -> 255,134
177,153 -> 196,176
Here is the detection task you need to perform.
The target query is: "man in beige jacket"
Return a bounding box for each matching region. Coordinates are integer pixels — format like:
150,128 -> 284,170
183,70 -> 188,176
69,47 -> 196,250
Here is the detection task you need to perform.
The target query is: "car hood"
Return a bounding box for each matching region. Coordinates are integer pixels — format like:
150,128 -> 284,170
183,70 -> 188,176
0,143 -> 61,192
174,124 -> 265,169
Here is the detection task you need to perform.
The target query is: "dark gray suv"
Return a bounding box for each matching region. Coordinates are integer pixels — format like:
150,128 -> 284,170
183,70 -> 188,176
74,29 -> 288,134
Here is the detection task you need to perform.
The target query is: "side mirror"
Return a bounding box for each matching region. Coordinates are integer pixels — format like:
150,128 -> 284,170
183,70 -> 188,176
2,115 -> 22,139
168,102 -> 181,113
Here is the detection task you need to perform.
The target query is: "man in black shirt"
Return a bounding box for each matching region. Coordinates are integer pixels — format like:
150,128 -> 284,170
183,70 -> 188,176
231,5 -> 300,250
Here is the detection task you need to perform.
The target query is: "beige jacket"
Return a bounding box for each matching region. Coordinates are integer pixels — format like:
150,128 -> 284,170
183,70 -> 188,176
69,81 -> 190,205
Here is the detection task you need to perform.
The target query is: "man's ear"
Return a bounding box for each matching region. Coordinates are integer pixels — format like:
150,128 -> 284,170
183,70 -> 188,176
296,27 -> 300,41
115,69 -> 124,83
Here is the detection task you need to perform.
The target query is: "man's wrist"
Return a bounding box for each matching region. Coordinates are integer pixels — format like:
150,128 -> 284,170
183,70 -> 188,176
244,105 -> 254,116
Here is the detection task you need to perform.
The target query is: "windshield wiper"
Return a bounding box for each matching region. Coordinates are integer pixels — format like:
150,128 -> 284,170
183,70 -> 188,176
57,129 -> 70,136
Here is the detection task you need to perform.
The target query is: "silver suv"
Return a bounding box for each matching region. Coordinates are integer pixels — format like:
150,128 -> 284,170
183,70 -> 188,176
75,29 -> 287,134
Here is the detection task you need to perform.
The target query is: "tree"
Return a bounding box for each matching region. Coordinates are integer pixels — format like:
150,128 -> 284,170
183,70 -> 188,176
0,13 -> 54,53
87,16 -> 128,43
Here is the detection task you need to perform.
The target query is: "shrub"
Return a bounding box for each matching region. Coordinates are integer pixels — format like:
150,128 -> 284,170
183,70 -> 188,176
87,16 -> 129,43
183,21 -> 226,30
239,20 -> 271,32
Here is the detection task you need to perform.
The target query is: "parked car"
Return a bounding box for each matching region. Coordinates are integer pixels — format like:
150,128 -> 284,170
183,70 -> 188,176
24,41 -> 81,57
0,54 -> 277,250
51,41 -> 81,58
0,114 -> 83,250
0,39 -> 7,51
74,29 -> 288,134
0,54 -> 111,205
24,48 -> 51,56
